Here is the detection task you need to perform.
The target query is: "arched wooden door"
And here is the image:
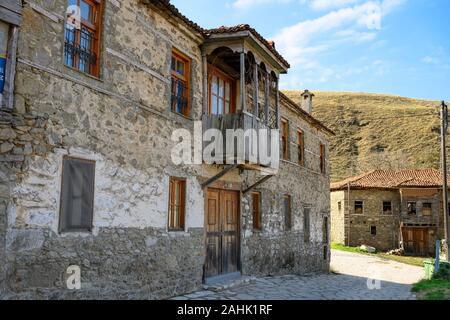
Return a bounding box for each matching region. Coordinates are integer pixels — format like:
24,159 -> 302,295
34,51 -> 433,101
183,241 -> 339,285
205,188 -> 240,279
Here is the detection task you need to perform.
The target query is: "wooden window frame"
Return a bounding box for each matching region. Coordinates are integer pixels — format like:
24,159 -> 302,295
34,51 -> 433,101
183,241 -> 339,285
281,118 -> 289,161
297,129 -> 304,166
284,194 -> 292,231
171,48 -> 191,117
168,177 -> 186,231
251,192 -> 262,231
64,0 -> 103,77
382,201 -> 393,215
207,64 -> 236,115
407,201 -> 417,215
58,156 -> 96,233
354,200 -> 364,215
0,20 -> 18,111
422,202 -> 432,217
320,143 -> 326,174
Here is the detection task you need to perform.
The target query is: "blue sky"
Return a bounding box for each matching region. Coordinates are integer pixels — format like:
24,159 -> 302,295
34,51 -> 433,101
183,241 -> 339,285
171,0 -> 450,101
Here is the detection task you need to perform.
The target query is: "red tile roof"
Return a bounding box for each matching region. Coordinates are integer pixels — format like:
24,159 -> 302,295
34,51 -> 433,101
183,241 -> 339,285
205,25 -> 290,68
148,2 -> 290,68
331,169 -> 447,190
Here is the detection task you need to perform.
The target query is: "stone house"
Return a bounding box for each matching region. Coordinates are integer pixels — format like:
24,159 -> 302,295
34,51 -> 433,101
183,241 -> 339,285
0,0 -> 333,299
331,169 -> 447,256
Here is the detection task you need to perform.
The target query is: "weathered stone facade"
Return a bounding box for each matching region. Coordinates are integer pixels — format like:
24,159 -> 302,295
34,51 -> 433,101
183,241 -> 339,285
0,0 -> 332,299
331,172 -> 446,255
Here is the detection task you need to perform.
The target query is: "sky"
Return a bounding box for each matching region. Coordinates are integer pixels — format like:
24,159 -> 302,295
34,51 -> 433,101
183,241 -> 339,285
171,0 -> 450,101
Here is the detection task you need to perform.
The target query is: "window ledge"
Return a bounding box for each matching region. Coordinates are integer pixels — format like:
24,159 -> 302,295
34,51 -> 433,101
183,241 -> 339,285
63,64 -> 104,83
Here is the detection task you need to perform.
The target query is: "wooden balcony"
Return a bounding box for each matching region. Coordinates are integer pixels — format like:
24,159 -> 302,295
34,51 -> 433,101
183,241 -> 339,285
202,112 -> 279,171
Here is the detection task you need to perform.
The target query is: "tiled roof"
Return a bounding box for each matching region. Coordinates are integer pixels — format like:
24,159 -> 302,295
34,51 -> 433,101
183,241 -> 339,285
331,169 -> 446,190
148,2 -> 290,68
205,25 -> 290,69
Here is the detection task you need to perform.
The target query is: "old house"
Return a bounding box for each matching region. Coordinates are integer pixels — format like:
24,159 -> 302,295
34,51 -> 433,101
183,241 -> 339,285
331,169 -> 447,256
0,0 -> 333,299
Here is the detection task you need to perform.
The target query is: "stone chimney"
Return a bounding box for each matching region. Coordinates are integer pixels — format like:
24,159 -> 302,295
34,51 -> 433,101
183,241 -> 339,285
300,89 -> 315,114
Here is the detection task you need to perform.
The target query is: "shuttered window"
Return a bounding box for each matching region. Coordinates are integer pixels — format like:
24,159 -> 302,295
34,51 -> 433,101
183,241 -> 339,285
284,194 -> 292,231
304,207 -> 310,243
297,129 -> 304,166
168,177 -> 186,231
59,157 -> 95,233
252,192 -> 261,230
281,119 -> 289,160
320,143 -> 326,174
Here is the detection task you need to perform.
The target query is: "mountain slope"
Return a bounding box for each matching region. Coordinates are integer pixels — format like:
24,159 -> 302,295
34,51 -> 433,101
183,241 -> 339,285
283,91 -> 442,182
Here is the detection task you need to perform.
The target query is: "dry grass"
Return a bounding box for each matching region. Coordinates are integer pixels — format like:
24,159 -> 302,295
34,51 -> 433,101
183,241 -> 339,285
283,91 -> 442,182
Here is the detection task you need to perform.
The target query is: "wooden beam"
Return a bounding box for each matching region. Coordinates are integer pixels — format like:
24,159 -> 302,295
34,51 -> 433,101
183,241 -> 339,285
265,71 -> 270,125
253,63 -> 258,117
202,51 -> 208,115
201,165 -> 238,189
275,75 -> 280,129
3,25 -> 18,110
240,51 -> 246,112
243,175 -> 274,195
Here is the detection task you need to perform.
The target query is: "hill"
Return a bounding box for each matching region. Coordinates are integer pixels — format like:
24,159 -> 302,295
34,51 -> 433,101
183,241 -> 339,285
283,91 -> 442,182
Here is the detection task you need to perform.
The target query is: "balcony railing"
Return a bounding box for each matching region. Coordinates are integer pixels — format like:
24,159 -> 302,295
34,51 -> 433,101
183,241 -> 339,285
202,112 -> 279,169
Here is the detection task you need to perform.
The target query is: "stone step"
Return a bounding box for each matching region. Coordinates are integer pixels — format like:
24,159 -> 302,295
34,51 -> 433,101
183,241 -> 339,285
203,275 -> 257,292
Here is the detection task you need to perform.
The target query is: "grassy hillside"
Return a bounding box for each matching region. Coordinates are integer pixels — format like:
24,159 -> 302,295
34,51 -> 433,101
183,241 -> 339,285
283,91 -> 442,182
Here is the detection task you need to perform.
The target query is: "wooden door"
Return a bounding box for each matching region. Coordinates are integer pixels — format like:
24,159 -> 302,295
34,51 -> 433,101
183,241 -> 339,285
205,189 -> 239,278
402,228 -> 428,256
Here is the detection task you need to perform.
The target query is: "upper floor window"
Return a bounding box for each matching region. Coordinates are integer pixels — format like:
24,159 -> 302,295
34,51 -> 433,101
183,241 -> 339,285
64,0 -> 103,77
168,177 -> 186,231
281,118 -> 289,160
407,202 -> 417,215
320,143 -> 326,174
59,157 -> 95,233
422,202 -> 432,216
208,65 -> 235,115
382,201 -> 393,215
297,129 -> 304,166
171,49 -> 191,117
354,201 -> 364,214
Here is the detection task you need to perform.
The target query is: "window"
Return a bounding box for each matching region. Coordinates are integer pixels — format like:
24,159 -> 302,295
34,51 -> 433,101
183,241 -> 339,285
208,65 -> 234,115
297,129 -> 304,165
284,194 -> 292,231
320,144 -> 326,174
338,201 -> 342,213
168,177 -> 186,231
171,49 -> 191,116
323,245 -> 328,261
382,201 -> 393,215
370,226 -> 377,236
323,216 -> 329,244
281,118 -> 289,160
59,157 -> 95,233
64,0 -> 103,77
407,202 -> 417,215
354,201 -> 364,214
304,207 -> 310,243
252,192 -> 261,230
0,19 -> 18,110
422,203 -> 432,216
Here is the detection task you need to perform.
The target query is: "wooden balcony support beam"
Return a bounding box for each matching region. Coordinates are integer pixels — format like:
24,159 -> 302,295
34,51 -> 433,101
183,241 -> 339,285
201,164 -> 239,189
243,174 -> 274,195
240,51 -> 246,113
253,63 -> 259,118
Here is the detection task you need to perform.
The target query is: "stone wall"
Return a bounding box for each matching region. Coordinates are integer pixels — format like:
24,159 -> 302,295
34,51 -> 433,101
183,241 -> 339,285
330,190 -> 346,245
330,189 -> 400,251
0,0 -> 332,299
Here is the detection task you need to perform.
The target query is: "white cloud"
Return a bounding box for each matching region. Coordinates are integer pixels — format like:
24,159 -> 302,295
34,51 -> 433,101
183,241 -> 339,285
231,0 -> 292,10
273,0 -> 406,88
307,0 -> 361,11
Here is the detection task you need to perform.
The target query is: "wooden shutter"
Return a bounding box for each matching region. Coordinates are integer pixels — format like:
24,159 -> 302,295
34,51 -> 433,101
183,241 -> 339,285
252,192 -> 261,230
168,177 -> 186,231
59,157 -> 95,232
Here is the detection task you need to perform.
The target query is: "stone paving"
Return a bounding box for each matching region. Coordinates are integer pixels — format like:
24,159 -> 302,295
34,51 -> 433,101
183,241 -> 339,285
172,250 -> 425,300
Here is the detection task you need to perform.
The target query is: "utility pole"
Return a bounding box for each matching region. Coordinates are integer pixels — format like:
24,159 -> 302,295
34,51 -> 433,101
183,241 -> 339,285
440,100 -> 450,261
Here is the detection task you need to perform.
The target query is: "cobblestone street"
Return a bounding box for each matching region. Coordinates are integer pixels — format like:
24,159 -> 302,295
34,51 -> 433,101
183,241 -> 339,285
172,250 -> 425,300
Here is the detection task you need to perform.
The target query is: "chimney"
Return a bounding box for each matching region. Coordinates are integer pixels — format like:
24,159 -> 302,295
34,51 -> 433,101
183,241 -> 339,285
300,89 -> 314,114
